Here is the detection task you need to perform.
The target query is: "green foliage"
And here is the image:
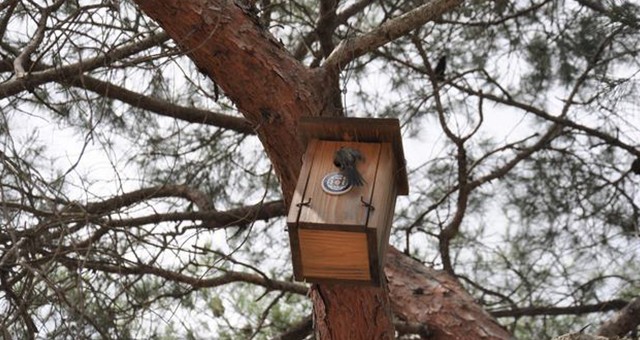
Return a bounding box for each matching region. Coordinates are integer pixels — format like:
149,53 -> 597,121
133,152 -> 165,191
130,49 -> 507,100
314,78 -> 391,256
525,34 -> 552,92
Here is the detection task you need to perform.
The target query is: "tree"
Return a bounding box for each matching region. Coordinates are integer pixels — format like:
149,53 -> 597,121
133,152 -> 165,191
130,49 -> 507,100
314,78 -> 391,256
1,0 -> 639,339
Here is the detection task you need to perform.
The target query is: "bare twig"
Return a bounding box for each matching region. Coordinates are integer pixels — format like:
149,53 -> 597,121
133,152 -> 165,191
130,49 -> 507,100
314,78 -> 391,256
13,0 -> 66,78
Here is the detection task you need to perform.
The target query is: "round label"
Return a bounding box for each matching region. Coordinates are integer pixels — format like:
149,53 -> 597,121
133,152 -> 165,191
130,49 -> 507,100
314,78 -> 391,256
321,171 -> 352,195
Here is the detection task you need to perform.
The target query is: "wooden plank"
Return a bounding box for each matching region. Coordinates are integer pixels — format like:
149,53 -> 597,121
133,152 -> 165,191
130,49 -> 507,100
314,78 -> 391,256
287,139 -> 319,225
298,229 -> 371,281
299,117 -> 409,195
287,139 -> 319,281
297,141 -> 379,228
288,225 -> 304,280
287,140 -> 318,281
366,227 -> 381,286
368,143 -> 398,268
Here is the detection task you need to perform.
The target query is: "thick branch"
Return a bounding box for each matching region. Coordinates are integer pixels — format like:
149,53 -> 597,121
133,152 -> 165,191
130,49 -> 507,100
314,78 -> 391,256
0,196 -> 284,244
0,31 -> 170,99
54,255 -> 308,295
490,300 -> 629,318
272,315 -> 313,340
82,184 -> 215,213
385,247 -> 512,339
316,0 -> 338,58
49,200 -> 284,253
104,200 -> 285,228
323,0 -> 462,71
597,296 -> 640,337
0,56 -> 251,134
64,75 -> 254,134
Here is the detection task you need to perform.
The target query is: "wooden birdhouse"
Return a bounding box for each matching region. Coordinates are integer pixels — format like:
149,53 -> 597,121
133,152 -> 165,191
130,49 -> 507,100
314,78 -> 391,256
287,117 -> 409,286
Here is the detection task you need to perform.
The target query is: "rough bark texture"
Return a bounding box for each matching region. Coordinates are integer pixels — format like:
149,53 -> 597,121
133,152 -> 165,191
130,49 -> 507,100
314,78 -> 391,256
597,297 -> 640,337
311,283 -> 395,339
386,247 -> 513,339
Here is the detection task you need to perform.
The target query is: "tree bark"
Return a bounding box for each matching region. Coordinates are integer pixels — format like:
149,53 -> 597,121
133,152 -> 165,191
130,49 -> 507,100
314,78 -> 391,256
386,247 -> 513,339
597,296 -> 640,337
311,283 -> 395,339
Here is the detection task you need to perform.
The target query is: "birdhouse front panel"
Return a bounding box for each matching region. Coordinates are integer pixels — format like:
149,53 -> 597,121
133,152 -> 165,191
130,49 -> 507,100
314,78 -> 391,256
287,139 -> 387,284
296,140 -> 380,228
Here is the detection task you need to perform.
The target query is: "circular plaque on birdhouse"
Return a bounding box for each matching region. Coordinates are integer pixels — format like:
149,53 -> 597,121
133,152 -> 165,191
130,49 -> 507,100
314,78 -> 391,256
321,171 -> 352,195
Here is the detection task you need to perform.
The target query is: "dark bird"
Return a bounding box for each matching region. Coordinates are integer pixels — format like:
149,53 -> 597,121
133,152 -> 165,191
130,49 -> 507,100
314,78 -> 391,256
333,147 -> 365,186
434,56 -> 446,82
631,157 -> 640,174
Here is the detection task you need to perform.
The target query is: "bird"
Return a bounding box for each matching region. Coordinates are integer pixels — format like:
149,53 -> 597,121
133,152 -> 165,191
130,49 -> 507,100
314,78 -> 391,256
631,157 -> 640,174
333,147 -> 365,187
434,56 -> 446,82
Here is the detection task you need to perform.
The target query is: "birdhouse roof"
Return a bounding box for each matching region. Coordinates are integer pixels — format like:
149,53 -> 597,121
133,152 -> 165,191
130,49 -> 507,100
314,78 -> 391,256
299,117 -> 409,195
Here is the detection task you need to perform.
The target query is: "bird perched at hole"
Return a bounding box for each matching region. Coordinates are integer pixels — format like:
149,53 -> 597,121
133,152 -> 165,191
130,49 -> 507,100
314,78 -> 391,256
434,56 -> 446,82
333,147 -> 365,186
631,157 -> 640,174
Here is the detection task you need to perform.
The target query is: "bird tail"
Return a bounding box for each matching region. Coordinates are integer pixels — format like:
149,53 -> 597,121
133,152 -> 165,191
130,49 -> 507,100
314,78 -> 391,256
344,167 -> 365,186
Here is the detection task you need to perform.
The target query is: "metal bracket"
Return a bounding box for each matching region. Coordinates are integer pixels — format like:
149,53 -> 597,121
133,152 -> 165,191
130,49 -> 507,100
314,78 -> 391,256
360,196 -> 375,212
296,197 -> 311,208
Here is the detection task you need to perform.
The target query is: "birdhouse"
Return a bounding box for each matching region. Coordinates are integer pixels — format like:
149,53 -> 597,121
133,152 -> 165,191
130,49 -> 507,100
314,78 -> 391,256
287,117 -> 409,286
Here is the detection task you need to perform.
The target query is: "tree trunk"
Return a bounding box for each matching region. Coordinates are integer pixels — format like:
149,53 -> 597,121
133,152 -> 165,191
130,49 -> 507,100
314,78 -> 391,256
131,1 -> 513,338
310,283 -> 395,339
